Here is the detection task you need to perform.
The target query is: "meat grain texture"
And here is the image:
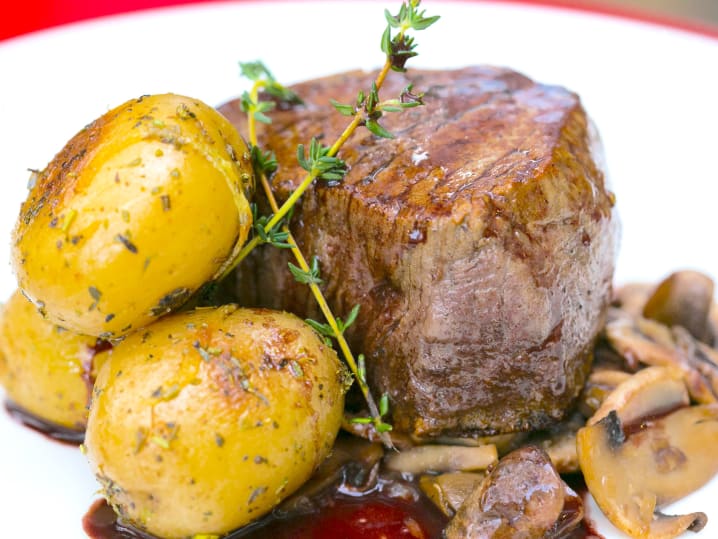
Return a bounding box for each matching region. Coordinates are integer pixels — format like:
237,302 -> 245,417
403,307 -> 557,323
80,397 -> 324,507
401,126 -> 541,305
220,66 -> 617,438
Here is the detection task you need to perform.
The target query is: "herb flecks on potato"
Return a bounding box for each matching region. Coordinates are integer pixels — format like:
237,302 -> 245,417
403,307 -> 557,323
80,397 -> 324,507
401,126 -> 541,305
84,305 -> 347,538
12,94 -> 254,339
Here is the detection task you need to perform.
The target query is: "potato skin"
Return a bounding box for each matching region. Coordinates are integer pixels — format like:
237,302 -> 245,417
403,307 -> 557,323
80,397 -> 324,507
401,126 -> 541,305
0,290 -> 109,430
12,94 -> 253,338
84,305 -> 347,538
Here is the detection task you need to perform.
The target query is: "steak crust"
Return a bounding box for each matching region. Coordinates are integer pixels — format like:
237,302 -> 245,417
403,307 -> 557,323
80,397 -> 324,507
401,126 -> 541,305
219,66 -> 617,438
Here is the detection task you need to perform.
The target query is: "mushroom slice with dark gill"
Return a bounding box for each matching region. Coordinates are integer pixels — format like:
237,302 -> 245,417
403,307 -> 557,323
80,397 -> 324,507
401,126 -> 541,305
587,366 -> 688,426
642,270 -> 715,344
445,445 -> 582,538
577,405 -> 718,538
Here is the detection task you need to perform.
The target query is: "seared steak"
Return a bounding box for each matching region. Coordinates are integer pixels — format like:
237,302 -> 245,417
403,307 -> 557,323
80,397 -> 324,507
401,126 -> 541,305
219,66 -> 617,438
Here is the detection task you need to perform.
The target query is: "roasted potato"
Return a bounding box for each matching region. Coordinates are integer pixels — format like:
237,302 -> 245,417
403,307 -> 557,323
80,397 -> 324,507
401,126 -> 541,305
84,305 -> 347,538
12,94 -> 254,339
0,289 -> 109,430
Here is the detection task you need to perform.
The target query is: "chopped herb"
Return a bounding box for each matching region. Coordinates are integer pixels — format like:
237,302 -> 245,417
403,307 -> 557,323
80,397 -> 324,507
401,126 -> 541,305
135,428 -> 147,454
176,103 -> 196,120
160,194 -> 171,211
275,477 -> 289,495
288,360 -> 304,378
215,433 -> 225,447
105,313 -> 115,323
116,233 -> 138,254
61,209 -> 77,233
88,286 -> 102,302
248,486 -> 267,505
150,436 -> 170,449
149,287 -> 191,316
193,341 -> 213,362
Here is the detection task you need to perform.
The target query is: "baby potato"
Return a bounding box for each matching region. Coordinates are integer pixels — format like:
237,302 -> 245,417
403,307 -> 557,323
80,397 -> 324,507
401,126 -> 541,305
12,94 -> 254,339
0,290 -> 109,431
84,305 -> 347,538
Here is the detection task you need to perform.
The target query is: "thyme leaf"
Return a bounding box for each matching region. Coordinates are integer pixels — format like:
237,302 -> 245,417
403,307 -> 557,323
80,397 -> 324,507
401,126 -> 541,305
296,138 -> 347,183
288,256 -> 323,285
239,60 -> 302,107
250,145 -> 278,178
330,99 -> 355,117
306,304 -> 359,341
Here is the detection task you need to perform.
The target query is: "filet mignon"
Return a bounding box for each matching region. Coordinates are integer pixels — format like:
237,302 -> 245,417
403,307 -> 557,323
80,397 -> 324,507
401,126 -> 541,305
219,66 -> 617,438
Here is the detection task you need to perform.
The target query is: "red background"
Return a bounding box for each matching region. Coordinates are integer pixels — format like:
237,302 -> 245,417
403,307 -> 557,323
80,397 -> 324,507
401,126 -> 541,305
2,0 -> 718,42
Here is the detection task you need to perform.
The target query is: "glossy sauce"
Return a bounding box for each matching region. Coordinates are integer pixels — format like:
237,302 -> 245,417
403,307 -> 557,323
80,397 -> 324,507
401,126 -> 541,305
83,488 -> 446,539
82,474 -> 606,539
4,400 -> 85,444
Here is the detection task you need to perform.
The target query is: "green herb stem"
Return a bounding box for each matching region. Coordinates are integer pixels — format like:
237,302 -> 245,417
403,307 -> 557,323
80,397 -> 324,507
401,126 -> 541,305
245,81 -> 392,447
224,32 -> 403,278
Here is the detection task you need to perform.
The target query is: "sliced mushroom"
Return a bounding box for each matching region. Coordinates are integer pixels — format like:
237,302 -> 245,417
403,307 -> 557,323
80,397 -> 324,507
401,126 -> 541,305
419,472 -> 485,517
606,315 -> 718,403
672,326 -> 718,397
445,446 -> 580,539
578,368 -> 632,418
384,443 -> 497,474
577,405 -> 718,538
418,433 -> 527,455
613,282 -> 655,317
588,366 -> 688,426
643,270 -> 715,344
709,301 -> 718,345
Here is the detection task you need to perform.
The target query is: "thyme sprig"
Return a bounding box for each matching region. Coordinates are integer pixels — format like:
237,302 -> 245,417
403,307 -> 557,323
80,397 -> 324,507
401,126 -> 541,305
227,1 -> 437,446
238,61 -> 302,146
237,64 -> 394,446
330,83 -> 424,139
222,0 -> 437,278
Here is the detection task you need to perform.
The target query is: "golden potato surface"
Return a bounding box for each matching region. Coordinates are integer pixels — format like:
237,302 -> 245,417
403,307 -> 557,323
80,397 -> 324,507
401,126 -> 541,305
85,305 -> 347,538
12,94 -> 254,338
0,289 -> 109,430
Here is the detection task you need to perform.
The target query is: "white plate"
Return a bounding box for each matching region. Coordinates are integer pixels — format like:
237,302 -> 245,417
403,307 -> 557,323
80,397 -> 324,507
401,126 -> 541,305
1,2 -> 717,537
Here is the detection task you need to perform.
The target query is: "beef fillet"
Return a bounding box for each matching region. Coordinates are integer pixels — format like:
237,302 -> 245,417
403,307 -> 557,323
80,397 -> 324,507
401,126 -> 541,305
219,66 -> 617,438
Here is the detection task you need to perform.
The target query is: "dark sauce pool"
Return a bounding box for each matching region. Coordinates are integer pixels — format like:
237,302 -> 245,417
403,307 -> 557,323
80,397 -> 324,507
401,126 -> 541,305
84,488 -> 447,539
4,400 -> 85,444
82,474 -> 605,539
